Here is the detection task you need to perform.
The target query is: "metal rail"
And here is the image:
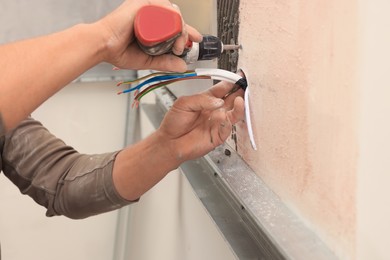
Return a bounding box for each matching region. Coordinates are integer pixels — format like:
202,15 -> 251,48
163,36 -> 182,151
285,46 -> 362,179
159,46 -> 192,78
114,85 -> 337,259
137,88 -> 337,260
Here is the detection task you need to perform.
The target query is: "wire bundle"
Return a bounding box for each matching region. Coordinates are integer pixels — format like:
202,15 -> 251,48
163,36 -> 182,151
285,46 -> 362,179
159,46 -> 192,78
117,70 -> 212,107
116,68 -> 257,150
117,68 -> 245,107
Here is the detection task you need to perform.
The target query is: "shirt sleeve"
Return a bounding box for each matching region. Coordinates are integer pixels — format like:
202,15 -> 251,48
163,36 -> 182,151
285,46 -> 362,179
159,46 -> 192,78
1,117 -> 135,219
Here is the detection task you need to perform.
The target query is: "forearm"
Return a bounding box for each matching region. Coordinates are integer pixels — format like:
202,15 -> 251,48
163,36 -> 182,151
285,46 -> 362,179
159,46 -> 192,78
0,0 -> 202,133
113,130 -> 182,201
111,83 -> 246,202
1,117 -> 132,219
0,22 -> 107,131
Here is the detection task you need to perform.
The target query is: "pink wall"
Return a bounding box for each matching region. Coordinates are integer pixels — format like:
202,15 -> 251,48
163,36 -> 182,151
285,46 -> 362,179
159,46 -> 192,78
235,1 -> 358,258
356,1 -> 390,259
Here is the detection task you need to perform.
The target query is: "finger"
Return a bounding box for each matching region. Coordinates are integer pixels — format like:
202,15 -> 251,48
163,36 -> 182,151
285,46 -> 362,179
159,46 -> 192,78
172,25 -> 202,55
169,4 -> 202,55
174,94 -> 224,112
186,25 -> 203,42
218,114 -> 233,144
206,82 -> 245,111
218,119 -> 232,144
206,70 -> 246,98
168,4 -> 187,55
227,96 -> 245,124
150,1 -> 181,9
172,27 -> 188,55
147,54 -> 188,72
209,109 -> 231,146
119,44 -> 188,72
206,80 -> 236,98
223,88 -> 245,108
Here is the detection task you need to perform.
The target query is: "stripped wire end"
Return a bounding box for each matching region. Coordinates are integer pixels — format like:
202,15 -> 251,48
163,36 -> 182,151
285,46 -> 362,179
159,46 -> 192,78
133,75 -> 211,103
116,81 -> 124,87
131,100 -> 140,109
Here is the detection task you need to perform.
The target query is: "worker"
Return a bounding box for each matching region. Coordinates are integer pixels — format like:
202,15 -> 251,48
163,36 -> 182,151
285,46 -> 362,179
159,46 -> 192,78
0,0 -> 244,226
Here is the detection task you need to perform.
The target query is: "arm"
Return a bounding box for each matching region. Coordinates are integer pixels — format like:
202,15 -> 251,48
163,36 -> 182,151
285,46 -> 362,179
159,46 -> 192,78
0,0 -> 202,133
1,80 -> 244,219
113,79 -> 245,201
0,25 -> 105,133
1,117 -> 130,219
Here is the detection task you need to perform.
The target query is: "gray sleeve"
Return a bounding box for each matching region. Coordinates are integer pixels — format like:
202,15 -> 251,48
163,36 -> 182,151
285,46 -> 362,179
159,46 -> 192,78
1,117 -> 135,219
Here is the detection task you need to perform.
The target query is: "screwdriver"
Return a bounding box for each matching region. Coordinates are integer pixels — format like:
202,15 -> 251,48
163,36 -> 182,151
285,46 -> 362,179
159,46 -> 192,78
134,5 -> 241,64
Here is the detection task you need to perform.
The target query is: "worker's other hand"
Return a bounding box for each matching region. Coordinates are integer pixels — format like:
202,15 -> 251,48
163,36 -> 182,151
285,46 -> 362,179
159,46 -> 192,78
98,0 -> 202,72
157,78 -> 245,164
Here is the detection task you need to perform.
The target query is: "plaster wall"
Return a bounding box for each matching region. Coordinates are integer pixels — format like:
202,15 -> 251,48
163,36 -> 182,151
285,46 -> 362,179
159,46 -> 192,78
236,0 -> 358,258
356,1 -> 390,259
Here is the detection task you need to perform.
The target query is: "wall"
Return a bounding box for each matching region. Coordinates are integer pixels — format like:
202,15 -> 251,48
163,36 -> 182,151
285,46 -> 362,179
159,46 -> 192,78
235,0 -> 390,259
357,1 -> 390,259
122,0 -> 360,258
0,0 -> 122,43
236,0 -> 357,258
4,1 -> 388,259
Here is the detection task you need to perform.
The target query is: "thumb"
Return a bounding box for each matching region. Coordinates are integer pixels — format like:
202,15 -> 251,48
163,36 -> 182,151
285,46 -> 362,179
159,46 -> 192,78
174,94 -> 224,112
227,96 -> 245,124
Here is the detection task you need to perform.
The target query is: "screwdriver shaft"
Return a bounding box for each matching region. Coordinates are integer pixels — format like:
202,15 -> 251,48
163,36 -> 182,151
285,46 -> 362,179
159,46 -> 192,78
223,44 -> 241,51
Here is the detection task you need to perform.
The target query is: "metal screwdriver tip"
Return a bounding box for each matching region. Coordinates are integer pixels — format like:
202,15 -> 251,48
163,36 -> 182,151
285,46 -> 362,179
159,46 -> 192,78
223,44 -> 242,51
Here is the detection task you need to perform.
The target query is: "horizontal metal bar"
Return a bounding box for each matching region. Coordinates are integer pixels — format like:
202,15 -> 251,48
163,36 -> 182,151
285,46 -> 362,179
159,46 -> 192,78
141,88 -> 337,260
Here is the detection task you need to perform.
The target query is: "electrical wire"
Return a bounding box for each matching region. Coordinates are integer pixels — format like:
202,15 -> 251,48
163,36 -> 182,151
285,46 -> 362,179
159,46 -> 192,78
134,75 -> 211,101
117,70 -> 195,85
244,87 -> 257,150
195,68 -> 242,83
131,75 -> 211,108
115,68 -> 257,150
117,68 -> 246,102
117,68 -> 244,96
117,68 -> 242,111
117,71 -> 197,95
117,68 -> 248,106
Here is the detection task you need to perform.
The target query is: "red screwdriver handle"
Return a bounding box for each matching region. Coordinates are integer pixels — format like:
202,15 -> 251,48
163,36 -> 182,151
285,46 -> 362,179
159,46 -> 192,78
134,5 -> 183,56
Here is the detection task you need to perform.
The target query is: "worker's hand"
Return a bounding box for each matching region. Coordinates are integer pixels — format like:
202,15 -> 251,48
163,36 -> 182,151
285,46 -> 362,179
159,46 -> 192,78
157,79 -> 245,163
97,0 -> 202,72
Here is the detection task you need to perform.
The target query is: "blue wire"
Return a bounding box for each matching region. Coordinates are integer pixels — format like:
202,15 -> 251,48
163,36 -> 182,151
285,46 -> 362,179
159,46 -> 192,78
121,73 -> 197,94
